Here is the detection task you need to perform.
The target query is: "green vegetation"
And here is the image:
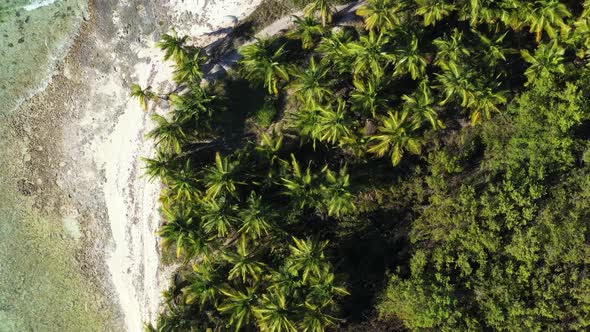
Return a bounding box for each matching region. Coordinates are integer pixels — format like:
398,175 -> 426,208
134,0 -> 590,330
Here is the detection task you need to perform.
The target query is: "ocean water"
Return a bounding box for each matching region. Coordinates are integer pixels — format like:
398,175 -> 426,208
0,1 -> 119,331
0,0 -> 87,112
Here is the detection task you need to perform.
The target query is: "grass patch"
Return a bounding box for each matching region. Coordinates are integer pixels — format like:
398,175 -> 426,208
253,97 -> 278,127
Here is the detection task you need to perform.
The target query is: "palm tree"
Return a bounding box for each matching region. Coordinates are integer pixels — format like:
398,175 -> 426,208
224,240 -> 266,283
282,154 -> 318,210
321,166 -> 356,218
357,0 -> 406,31
256,133 -> 284,168
368,111 -> 422,166
289,57 -> 333,106
218,286 -> 258,331
240,38 -> 290,95
254,291 -> 297,332
287,237 -> 328,283
524,0 -> 571,43
202,199 -> 237,238
299,304 -> 339,332
521,41 -> 565,86
157,31 -> 189,63
305,268 -> 349,308
164,162 -> 199,202
304,0 -> 334,27
183,261 -> 222,308
171,87 -> 218,127
347,31 -> 395,80
415,0 -> 456,26
350,77 -> 389,117
147,114 -> 186,153
299,269 -> 348,331
173,48 -> 207,84
143,149 -> 173,181
202,152 -> 242,200
286,16 -> 325,50
475,30 -> 508,66
469,85 -> 508,125
402,80 -> 443,129
316,31 -> 353,72
574,2 -> 590,57
394,34 -> 427,80
434,62 -> 476,107
238,193 -> 273,240
313,99 -> 351,145
432,29 -> 471,70
159,207 -> 210,260
130,84 -> 156,111
292,106 -> 323,144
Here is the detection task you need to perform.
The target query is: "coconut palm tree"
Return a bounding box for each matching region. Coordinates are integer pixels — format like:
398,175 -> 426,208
130,84 -> 157,111
240,38 -> 290,95
521,41 -> 565,86
171,87 -> 218,128
394,34 -> 427,80
238,193 -> 273,240
475,30 -> 508,66
224,240 -> 266,283
524,0 -> 571,43
147,114 -> 186,153
143,149 -> 173,181
287,237 -> 328,283
432,29 -> 471,70
299,304 -> 339,332
173,48 -> 207,84
202,199 -> 237,238
256,133 -> 284,168
574,2 -> 590,57
304,0 -> 334,27
183,261 -> 223,308
218,286 -> 258,331
292,106 -> 323,144
305,268 -> 349,308
282,154 -> 318,210
289,57 -> 333,106
314,99 -> 352,145
202,152 -> 242,200
368,111 -> 422,166
434,62 -> 476,107
469,84 -> 508,125
299,269 -> 347,331
254,291 -> 297,332
159,207 -> 211,260
157,31 -> 189,63
286,16 -> 325,50
350,77 -> 389,117
347,31 -> 395,79
321,166 -> 356,218
460,0 -> 510,26
357,0 -> 406,31
402,79 -> 443,129
415,0 -> 456,26
316,30 -> 353,72
164,162 -> 199,202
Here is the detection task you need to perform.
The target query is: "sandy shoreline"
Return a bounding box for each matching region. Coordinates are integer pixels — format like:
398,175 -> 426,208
5,0 -> 263,330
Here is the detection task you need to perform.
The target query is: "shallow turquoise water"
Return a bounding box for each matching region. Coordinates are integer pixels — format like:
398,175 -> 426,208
0,0 -> 87,112
0,1 -> 119,331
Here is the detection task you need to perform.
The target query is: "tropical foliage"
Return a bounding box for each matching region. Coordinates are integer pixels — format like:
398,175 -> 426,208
135,1 -> 590,331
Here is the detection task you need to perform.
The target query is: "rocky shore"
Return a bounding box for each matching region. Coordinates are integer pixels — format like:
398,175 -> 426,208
2,0 -> 261,330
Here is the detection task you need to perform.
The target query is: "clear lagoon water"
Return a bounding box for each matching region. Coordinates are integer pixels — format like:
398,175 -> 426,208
0,0 -> 86,111
0,1 -> 118,331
